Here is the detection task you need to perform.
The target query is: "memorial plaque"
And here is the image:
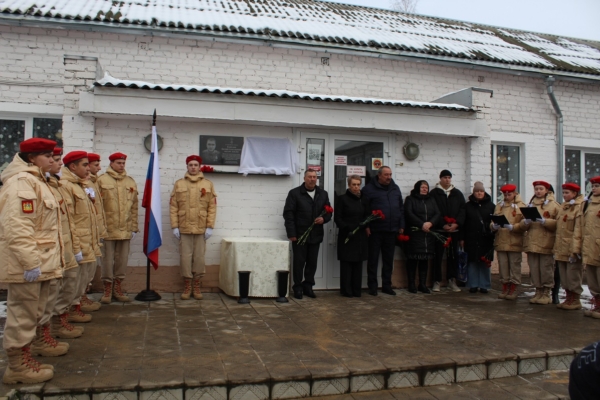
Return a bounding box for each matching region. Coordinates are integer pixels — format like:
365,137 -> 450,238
199,136 -> 244,166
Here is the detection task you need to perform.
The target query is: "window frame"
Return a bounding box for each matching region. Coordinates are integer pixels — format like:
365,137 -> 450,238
564,146 -> 600,196
491,142 -> 524,204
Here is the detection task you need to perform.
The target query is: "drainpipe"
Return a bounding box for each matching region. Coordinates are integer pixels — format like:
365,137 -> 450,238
545,76 -> 563,202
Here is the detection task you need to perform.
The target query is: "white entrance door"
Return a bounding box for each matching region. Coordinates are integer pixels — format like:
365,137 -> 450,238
298,131 -> 391,289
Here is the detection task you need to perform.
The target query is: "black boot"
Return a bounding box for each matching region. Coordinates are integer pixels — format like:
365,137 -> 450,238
407,261 -> 417,293
417,261 -> 431,294
552,263 -> 560,304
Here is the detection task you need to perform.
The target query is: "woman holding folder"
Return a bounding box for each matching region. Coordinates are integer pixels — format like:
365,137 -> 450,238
519,181 -> 560,305
490,184 -> 526,300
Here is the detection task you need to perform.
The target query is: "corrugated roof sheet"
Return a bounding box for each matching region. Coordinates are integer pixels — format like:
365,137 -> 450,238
1,0 -> 599,75
94,73 -> 473,111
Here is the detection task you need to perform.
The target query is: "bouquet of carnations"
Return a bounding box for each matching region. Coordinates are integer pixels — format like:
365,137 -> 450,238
344,210 -> 385,244
411,227 -> 452,247
297,205 -> 334,245
480,249 -> 494,268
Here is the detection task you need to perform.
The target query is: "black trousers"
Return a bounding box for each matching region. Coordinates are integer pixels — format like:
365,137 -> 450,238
433,232 -> 458,282
291,242 -> 320,291
367,231 -> 396,291
340,261 -> 363,296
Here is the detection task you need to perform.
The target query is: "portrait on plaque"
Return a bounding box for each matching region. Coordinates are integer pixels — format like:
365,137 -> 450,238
199,136 -> 244,166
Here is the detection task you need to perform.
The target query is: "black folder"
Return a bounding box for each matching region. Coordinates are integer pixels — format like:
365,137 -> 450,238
490,214 -> 510,226
519,207 -> 542,220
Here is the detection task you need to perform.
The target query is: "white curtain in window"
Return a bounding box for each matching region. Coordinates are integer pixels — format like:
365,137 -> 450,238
238,137 -> 299,176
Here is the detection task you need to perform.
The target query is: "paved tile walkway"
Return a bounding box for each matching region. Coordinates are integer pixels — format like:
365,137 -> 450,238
0,283 -> 591,399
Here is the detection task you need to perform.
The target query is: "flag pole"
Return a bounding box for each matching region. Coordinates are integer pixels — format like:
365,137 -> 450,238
135,109 -> 161,302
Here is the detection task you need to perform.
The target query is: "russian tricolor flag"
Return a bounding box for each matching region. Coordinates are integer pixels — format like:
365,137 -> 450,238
142,121 -> 162,269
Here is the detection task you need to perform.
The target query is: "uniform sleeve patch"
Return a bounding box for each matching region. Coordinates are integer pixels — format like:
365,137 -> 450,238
22,200 -> 34,213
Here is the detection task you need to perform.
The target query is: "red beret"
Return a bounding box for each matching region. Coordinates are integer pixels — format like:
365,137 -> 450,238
19,138 -> 56,153
53,147 -> 63,156
186,155 -> 202,165
501,184 -> 517,193
562,183 -> 580,192
532,180 -> 551,189
87,153 -> 101,162
63,151 -> 88,165
590,176 -> 600,184
109,152 -> 127,161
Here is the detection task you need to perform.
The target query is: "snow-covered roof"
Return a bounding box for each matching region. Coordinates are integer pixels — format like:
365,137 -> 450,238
2,0 -> 600,76
94,73 -> 473,111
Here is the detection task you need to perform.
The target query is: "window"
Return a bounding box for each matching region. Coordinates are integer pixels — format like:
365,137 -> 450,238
0,117 -> 62,173
491,144 -> 521,203
565,149 -> 600,195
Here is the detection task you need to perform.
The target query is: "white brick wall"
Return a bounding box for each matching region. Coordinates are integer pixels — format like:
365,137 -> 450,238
0,23 -> 599,268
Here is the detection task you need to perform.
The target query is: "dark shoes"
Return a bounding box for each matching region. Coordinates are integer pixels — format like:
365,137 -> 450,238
480,288 -> 488,294
303,287 -> 316,298
469,287 -> 478,293
368,288 -> 378,296
382,288 -> 396,296
293,289 -> 303,299
407,285 -> 417,294
417,285 -> 431,294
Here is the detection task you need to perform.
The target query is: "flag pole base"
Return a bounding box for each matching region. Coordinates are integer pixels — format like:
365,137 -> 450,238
135,290 -> 162,302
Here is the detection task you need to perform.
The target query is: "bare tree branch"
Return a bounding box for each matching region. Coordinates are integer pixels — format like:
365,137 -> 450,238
389,0 -> 419,14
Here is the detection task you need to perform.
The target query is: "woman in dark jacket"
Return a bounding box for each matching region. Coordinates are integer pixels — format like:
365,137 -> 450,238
404,180 -> 441,293
459,182 -> 496,293
335,175 -> 369,297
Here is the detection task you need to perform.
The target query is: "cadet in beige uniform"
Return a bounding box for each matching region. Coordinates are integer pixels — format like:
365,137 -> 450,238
490,184 -> 526,300
170,155 -> 217,300
80,152 -> 105,312
47,148 -> 84,340
0,138 -> 64,384
97,152 -> 139,303
519,181 -> 560,305
572,176 -> 600,318
61,151 -> 101,324
554,183 -> 585,310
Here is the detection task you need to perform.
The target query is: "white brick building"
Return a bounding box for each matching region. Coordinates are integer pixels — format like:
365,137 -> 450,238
0,0 -> 598,292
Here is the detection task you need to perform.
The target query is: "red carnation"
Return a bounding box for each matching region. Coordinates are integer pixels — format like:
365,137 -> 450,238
372,210 -> 385,220
325,205 -> 334,214
201,165 -> 214,173
443,216 -> 456,225
397,234 -> 410,242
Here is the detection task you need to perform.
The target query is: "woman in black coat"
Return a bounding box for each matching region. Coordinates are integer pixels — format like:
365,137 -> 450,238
459,182 -> 496,293
335,175 -> 369,297
404,180 -> 441,293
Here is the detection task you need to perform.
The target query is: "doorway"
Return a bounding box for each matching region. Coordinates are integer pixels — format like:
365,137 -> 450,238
298,131 -> 391,289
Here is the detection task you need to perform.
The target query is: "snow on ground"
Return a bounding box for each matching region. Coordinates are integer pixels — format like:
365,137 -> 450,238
522,285 -> 593,309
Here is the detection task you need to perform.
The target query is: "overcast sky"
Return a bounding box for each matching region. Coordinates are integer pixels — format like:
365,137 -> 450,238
322,0 -> 600,41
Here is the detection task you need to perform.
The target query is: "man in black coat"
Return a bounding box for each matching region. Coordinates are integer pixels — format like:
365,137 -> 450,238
429,169 -> 466,292
362,166 -> 405,296
283,169 -> 332,299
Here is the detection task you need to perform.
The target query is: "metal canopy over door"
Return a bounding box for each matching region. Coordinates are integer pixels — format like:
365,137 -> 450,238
298,131 -> 391,289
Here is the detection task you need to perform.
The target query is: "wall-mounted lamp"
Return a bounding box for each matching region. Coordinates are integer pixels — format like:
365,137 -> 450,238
403,142 -> 420,161
143,134 -> 164,152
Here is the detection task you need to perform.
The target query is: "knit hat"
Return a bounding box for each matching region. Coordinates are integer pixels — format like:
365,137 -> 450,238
19,138 -> 56,153
472,181 -> 485,192
569,342 -> 600,399
439,169 -> 452,178
186,155 -> 202,165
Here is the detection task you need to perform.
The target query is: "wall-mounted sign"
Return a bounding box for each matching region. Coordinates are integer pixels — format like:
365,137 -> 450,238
334,155 -> 347,166
199,136 -> 244,166
307,165 -> 322,176
372,158 -> 383,170
347,166 -> 366,176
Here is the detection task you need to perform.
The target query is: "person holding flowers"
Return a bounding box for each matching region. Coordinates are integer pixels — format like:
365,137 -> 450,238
459,182 -> 495,294
553,183 -> 585,310
283,169 -> 332,299
362,166 -> 405,296
518,181 -> 560,305
404,180 -> 441,294
491,184 -> 526,300
572,176 -> 600,318
334,175 -> 370,297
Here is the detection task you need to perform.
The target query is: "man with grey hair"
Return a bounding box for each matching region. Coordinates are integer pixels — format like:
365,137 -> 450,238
283,169 -> 332,299
362,166 -> 405,296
